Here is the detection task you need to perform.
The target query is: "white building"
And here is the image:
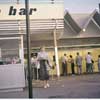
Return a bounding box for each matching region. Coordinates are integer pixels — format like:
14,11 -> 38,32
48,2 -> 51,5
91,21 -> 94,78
0,1 -> 63,92
0,0 -> 100,92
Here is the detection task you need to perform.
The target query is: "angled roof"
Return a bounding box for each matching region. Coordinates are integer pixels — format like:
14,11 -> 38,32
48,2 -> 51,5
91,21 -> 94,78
93,11 -> 100,27
64,11 -> 82,33
63,10 -> 100,39
82,10 -> 100,31
64,10 -> 100,32
70,13 -> 90,28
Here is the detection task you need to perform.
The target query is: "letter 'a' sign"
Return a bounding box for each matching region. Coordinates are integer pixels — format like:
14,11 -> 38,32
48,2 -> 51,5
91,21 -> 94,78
0,4 -> 63,20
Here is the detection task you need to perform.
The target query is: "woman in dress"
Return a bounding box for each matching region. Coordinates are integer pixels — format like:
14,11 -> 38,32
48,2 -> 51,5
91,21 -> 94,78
37,46 -> 51,88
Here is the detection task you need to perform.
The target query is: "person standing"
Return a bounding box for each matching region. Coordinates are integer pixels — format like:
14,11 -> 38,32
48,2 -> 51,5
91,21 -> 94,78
91,59 -> 94,73
31,53 -> 40,80
37,46 -> 51,88
69,55 -> 75,75
75,52 -> 83,75
85,52 -> 92,73
62,53 -> 68,76
97,55 -> 100,72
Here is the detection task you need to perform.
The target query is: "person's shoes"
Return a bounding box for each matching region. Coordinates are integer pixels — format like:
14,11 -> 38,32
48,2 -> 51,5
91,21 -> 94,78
46,83 -> 50,87
44,85 -> 47,89
72,74 -> 75,76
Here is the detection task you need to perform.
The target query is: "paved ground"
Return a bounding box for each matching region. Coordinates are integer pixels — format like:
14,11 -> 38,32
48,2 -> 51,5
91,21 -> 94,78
0,73 -> 100,98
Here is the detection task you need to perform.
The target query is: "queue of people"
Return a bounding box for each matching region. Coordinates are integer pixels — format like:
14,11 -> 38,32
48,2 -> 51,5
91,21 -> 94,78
61,52 -> 100,76
30,47 -> 100,88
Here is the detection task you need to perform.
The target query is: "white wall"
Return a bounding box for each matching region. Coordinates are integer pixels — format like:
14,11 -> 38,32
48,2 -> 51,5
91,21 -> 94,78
0,4 -> 63,20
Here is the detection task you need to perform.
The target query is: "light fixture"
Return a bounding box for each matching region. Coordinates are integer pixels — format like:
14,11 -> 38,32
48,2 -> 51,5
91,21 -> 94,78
83,28 -> 86,32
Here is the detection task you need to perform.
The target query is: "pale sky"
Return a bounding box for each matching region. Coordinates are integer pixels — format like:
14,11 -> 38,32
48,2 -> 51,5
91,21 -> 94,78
64,0 -> 100,13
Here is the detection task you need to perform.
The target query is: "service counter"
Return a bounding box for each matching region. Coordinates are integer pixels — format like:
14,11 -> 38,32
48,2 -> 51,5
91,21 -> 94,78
0,64 -> 25,92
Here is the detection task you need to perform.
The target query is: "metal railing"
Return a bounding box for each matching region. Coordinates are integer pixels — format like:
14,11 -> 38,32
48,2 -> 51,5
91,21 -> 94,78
0,19 -> 64,35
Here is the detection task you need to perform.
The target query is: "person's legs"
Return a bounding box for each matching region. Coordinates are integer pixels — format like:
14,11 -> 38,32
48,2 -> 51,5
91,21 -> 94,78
64,63 -> 67,76
77,66 -> 80,74
98,63 -> 100,72
87,63 -> 89,73
33,68 -> 37,79
77,66 -> 79,74
77,65 -> 81,75
62,63 -> 67,76
78,65 -> 82,74
73,66 -> 75,74
71,64 -> 73,75
65,64 -> 67,76
44,80 -> 47,88
91,64 -> 93,73
38,69 -> 40,79
88,63 -> 92,73
86,63 -> 88,73
62,63 -> 65,76
44,80 -> 50,88
46,80 -> 50,87
71,63 -> 75,74
80,65 -> 82,74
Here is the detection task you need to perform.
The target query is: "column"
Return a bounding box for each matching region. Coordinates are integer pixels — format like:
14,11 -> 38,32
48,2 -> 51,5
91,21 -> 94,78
53,25 -> 60,77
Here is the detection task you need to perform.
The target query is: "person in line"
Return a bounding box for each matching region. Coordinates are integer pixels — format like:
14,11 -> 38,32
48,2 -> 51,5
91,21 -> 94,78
91,59 -> 94,73
37,46 -> 51,88
85,52 -> 92,73
62,53 -> 68,76
97,55 -> 100,72
75,52 -> 83,75
69,55 -> 75,75
31,53 -> 40,80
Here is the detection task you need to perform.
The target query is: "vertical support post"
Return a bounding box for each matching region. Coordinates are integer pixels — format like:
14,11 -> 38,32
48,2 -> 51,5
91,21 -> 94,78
25,0 -> 33,98
99,3 -> 100,13
18,21 -> 24,65
53,19 -> 60,77
20,35 -> 24,65
19,35 -> 26,89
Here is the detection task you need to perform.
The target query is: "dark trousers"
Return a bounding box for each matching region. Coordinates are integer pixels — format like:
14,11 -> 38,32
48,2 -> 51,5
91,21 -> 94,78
86,63 -> 88,73
62,62 -> 67,76
71,63 -> 75,74
86,63 -> 92,73
34,68 -> 40,80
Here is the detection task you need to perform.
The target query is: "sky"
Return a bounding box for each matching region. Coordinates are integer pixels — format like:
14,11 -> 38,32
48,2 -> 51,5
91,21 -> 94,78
64,0 -> 100,13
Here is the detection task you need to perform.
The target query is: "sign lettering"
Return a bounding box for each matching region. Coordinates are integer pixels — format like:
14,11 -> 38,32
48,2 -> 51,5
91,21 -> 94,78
9,6 -> 37,15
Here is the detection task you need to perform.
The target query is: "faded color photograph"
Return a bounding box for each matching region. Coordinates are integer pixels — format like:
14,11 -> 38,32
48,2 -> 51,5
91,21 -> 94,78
0,0 -> 100,99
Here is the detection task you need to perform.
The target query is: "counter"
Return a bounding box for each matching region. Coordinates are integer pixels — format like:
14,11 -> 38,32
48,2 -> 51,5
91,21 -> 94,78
0,64 -> 25,92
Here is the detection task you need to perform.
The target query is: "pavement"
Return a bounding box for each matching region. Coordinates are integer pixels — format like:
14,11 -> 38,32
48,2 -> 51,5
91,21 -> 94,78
0,73 -> 100,98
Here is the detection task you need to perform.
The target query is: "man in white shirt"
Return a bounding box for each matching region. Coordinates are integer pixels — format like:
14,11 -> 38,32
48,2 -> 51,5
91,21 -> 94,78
76,52 -> 83,75
85,52 -> 92,73
62,53 -> 68,76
